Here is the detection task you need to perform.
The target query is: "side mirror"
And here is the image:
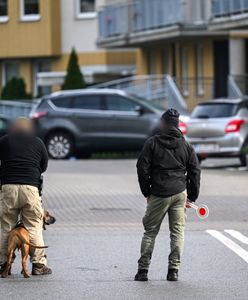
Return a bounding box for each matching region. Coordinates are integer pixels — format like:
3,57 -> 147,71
135,105 -> 144,115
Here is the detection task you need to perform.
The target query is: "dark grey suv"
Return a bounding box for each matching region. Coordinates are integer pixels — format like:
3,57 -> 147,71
30,89 -> 165,159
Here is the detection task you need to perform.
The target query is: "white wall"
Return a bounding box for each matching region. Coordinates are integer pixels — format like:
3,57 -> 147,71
61,0 -> 104,53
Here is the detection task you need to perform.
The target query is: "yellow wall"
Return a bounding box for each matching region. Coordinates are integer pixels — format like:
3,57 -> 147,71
0,50 -> 137,95
52,50 -> 136,72
137,49 -> 148,74
0,62 -> 2,94
0,0 -> 61,58
136,38 -> 215,110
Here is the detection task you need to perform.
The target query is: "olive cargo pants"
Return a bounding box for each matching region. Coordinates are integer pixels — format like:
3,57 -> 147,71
0,185 -> 47,265
138,192 -> 186,271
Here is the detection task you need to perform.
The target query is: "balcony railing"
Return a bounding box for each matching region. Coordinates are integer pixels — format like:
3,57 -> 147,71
212,0 -> 248,18
98,0 -> 208,39
91,74 -> 188,113
230,74 -> 248,96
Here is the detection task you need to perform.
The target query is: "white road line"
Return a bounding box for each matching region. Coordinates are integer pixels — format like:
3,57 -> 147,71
225,230 -> 248,245
206,230 -> 248,264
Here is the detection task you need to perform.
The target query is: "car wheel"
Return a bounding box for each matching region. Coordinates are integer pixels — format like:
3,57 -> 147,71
239,154 -> 247,167
197,155 -> 205,164
240,142 -> 248,167
46,132 -> 74,159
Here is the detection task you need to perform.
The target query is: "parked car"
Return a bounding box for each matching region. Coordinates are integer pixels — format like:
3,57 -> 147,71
185,98 -> 248,165
0,116 -> 10,137
30,89 -> 174,159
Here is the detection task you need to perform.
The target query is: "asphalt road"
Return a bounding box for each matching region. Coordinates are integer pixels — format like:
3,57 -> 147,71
1,158 -> 248,300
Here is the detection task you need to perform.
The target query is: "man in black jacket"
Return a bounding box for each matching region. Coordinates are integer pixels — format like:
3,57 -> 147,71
0,118 -> 52,275
135,109 -> 200,282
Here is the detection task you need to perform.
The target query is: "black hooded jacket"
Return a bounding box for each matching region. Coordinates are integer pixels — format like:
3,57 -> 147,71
0,132 -> 48,187
137,127 -> 201,201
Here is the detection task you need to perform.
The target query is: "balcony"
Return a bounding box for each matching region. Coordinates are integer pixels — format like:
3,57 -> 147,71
210,0 -> 248,29
212,0 -> 248,17
98,0 -> 212,48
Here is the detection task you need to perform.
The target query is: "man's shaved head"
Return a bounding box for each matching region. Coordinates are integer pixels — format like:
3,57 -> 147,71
10,117 -> 33,134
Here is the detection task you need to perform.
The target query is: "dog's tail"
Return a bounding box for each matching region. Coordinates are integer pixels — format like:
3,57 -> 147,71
16,232 -> 48,249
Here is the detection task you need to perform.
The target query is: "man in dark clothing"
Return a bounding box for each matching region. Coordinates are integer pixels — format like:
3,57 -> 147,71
0,118 -> 52,275
135,109 -> 201,282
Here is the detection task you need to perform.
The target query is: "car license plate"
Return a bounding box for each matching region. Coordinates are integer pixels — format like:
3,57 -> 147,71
193,144 -> 219,153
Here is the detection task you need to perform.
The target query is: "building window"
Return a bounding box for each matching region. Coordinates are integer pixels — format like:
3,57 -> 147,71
20,0 -> 40,22
162,48 -> 170,75
2,62 -> 20,86
76,0 -> 96,19
147,50 -> 156,74
0,0 -> 8,23
196,45 -> 204,96
33,60 -> 51,97
181,47 -> 189,96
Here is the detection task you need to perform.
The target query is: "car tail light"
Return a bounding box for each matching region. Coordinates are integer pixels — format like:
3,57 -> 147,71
225,119 -> 245,133
179,121 -> 187,135
30,111 -> 48,120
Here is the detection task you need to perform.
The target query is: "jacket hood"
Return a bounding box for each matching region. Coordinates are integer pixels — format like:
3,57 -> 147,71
155,127 -> 185,149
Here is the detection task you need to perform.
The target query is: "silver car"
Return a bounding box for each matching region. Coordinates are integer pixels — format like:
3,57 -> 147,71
185,99 -> 248,165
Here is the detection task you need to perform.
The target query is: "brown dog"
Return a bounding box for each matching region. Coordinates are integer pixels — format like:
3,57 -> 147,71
1,210 -> 56,279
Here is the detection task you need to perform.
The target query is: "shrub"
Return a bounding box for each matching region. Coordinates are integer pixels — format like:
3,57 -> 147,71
1,77 -> 32,100
62,48 -> 85,90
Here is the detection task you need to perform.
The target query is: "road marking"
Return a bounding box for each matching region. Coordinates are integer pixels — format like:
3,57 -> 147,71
206,230 -> 248,263
225,230 -> 248,245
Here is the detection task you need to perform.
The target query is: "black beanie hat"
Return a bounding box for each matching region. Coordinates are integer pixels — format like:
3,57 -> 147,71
161,109 -> 180,127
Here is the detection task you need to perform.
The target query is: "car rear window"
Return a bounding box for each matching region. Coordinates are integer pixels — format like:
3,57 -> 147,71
191,103 -> 237,118
72,95 -> 102,110
51,97 -> 72,108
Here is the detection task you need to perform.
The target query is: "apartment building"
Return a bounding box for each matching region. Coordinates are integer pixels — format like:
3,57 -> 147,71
210,0 -> 248,97
0,0 -> 136,97
97,0 -> 248,109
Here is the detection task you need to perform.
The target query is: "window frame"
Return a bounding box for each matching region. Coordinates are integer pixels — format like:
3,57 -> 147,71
195,44 -> 204,96
32,59 -> 52,97
162,47 -> 170,75
181,47 -> 189,97
0,0 -> 8,23
2,61 -> 20,86
71,94 -> 104,111
50,96 -> 73,110
76,0 -> 96,20
104,95 -> 139,114
20,0 -> 40,22
147,50 -> 156,75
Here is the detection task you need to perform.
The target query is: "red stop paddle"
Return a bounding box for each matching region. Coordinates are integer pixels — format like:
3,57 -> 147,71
188,203 -> 209,219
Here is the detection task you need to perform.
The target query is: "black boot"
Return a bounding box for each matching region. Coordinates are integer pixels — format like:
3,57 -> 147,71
167,269 -> 178,281
32,263 -> 52,275
134,269 -> 148,281
0,263 -> 7,275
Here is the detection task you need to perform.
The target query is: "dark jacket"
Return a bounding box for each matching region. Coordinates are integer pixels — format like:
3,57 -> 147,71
0,132 -> 48,187
137,127 -> 201,201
